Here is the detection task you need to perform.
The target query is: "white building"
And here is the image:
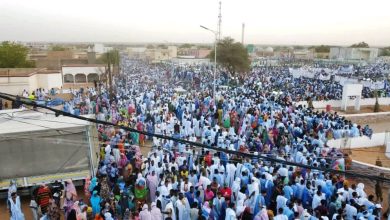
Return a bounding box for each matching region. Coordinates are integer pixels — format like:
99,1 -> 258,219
145,46 -> 178,63
330,47 -> 379,62
0,68 -> 62,95
61,64 -> 107,85
126,47 -> 147,59
93,43 -> 113,54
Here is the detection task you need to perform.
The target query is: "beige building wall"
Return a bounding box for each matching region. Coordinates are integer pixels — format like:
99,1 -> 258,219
168,46 -> 177,58
0,76 -> 30,95
35,73 -> 63,90
0,68 -> 62,95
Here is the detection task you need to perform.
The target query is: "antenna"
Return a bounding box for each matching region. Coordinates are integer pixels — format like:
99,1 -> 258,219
218,1 -> 222,41
241,23 -> 245,45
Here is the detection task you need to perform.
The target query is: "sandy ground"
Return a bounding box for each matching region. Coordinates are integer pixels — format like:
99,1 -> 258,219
350,146 -> 390,168
348,146 -> 390,209
363,120 -> 390,133
337,105 -> 390,114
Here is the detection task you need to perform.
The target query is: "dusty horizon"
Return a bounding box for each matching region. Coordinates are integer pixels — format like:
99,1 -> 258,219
1,0 -> 390,46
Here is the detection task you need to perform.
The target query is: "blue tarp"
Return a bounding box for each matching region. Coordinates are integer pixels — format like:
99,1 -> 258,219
46,98 -> 65,107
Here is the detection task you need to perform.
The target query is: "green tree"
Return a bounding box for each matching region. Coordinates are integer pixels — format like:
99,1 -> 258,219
294,45 -> 305,50
380,47 -> 390,56
99,50 -> 120,66
0,41 -> 35,68
99,50 -> 120,97
157,44 -> 168,49
209,37 -> 250,76
313,45 -> 330,53
146,44 -> 155,49
350,41 -> 369,48
179,43 -> 194,48
51,45 -> 67,51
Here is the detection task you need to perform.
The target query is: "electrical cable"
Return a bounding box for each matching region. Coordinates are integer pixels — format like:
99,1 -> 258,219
1,92 -> 390,183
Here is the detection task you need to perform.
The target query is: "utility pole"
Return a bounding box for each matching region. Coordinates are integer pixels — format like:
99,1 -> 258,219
107,52 -> 113,99
218,1 -> 222,41
241,23 -> 245,45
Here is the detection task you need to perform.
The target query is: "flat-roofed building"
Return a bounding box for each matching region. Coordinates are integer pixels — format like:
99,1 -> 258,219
0,68 -> 62,95
61,64 -> 107,88
330,47 -> 379,62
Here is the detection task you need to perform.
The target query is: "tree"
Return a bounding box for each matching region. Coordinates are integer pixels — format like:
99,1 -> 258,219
350,41 -> 369,48
179,43 -> 194,49
0,41 -> 35,68
380,47 -> 390,56
157,44 -> 168,49
312,45 -> 330,53
146,44 -> 155,49
294,45 -> 305,50
51,45 -> 67,51
98,50 -> 120,66
209,37 -> 250,76
98,49 -> 120,98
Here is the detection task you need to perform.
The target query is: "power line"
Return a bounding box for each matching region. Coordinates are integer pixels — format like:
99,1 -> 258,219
1,92 -> 390,183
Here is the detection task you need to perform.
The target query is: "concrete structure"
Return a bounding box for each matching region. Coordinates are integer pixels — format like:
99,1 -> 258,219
171,58 -> 210,65
32,50 -> 74,70
127,47 -> 147,59
145,46 -> 178,63
0,109 -> 99,189
330,47 -> 379,62
341,84 -> 363,111
255,46 -> 275,57
295,97 -> 390,109
0,68 -> 62,95
61,64 -> 106,84
178,48 -> 211,59
93,43 -> 113,54
293,49 -> 314,60
328,132 -> 386,149
32,50 -> 98,70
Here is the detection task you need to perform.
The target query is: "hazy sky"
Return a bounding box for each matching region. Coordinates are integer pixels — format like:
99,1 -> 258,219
1,0 -> 390,46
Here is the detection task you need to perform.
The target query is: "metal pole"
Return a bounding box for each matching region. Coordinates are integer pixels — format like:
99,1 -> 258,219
214,33 -> 217,106
86,127 -> 95,177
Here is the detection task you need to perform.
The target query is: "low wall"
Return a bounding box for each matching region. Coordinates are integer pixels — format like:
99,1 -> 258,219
295,97 -> 390,109
351,160 -> 390,179
327,133 -> 386,149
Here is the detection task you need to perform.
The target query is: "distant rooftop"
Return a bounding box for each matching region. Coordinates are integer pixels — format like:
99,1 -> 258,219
62,64 -> 106,67
0,68 -> 59,77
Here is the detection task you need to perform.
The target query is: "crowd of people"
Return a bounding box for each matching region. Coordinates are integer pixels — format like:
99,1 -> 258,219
248,63 -> 390,102
5,56 -> 388,220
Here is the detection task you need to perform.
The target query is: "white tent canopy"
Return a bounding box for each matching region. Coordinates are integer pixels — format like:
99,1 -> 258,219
0,109 -> 98,189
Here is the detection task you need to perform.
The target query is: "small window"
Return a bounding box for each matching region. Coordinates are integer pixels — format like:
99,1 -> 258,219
75,73 -> 87,83
64,74 -> 74,83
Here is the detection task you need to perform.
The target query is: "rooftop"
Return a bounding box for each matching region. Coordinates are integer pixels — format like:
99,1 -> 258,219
62,64 -> 106,67
0,68 -> 60,77
0,109 -> 90,134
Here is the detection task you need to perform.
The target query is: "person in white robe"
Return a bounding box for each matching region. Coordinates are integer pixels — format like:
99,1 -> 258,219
8,192 -> 25,220
175,193 -> 190,220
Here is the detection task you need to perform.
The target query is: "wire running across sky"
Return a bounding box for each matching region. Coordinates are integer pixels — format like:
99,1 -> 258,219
1,92 -> 390,183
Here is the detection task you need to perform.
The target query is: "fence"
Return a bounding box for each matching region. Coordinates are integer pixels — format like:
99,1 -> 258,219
295,97 -> 390,109
327,132 -> 386,149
